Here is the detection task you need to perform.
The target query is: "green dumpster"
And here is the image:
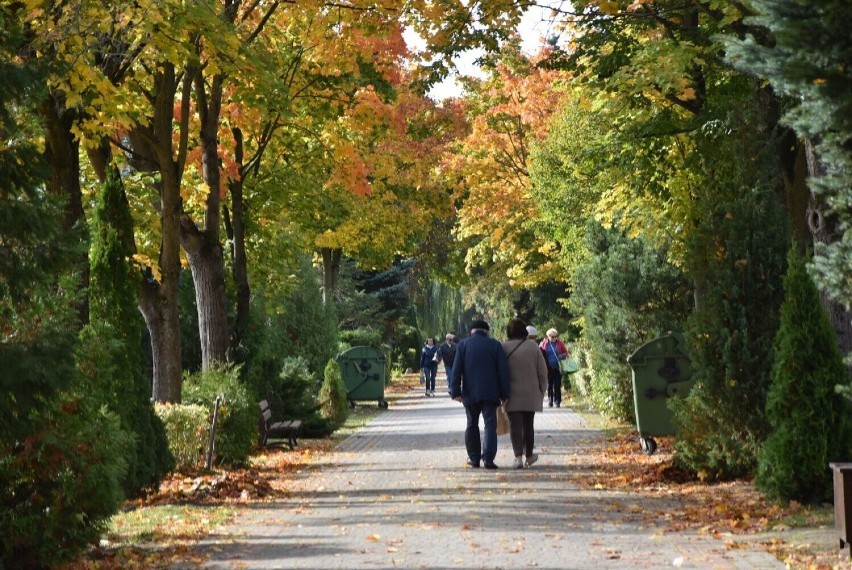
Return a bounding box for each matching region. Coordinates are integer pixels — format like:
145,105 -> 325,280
626,332 -> 694,455
335,346 -> 388,409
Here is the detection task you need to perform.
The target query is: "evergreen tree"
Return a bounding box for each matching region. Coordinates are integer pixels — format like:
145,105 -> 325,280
671,185 -> 789,480
319,359 -> 349,430
757,247 -> 852,502
81,165 -> 173,496
0,19 -> 129,566
280,256 -> 339,379
572,223 -> 692,422
725,0 -> 852,307
241,256 -> 338,404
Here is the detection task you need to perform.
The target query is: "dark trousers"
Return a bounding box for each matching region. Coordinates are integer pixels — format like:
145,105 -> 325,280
423,364 -> 437,391
464,401 -> 498,464
547,367 -> 562,404
507,411 -> 536,458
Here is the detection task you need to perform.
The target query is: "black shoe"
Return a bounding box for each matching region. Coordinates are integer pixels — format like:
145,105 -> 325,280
466,459 -> 480,468
548,401 -> 553,408
483,462 -> 498,470
556,402 -> 561,408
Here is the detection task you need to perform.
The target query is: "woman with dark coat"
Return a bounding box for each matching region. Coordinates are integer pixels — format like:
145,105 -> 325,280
420,337 -> 439,397
502,319 -> 548,468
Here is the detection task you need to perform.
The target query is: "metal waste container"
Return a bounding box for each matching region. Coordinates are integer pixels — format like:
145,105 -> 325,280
626,332 -> 694,454
335,346 -> 388,409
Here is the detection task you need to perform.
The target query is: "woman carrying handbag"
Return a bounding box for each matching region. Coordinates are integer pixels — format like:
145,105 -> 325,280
502,319 -> 549,468
539,328 -> 569,407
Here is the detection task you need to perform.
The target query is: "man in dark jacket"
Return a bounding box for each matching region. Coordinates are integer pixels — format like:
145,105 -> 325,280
437,333 -> 458,393
450,320 -> 510,469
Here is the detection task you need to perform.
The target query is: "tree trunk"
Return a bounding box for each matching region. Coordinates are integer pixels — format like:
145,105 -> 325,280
182,72 -> 230,370
40,93 -> 89,324
135,64 -> 187,402
225,127 -> 250,351
144,166 -> 184,402
181,219 -> 230,370
140,272 -> 183,403
805,141 -> 852,357
40,94 -> 84,232
321,247 -> 342,304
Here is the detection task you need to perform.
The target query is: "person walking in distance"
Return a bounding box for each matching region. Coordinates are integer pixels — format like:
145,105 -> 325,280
437,333 -> 458,393
503,319 -> 548,468
420,337 -> 439,397
539,328 -> 569,408
449,320 -> 510,469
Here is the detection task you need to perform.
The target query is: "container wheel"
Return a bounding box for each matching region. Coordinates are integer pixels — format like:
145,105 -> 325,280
378,399 -> 388,409
639,435 -> 657,455
348,399 -> 356,410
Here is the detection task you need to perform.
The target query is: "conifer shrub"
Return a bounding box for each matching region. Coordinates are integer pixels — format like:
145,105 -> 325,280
571,223 -> 691,422
0,35 -> 130,564
756,247 -> 852,502
266,356 -> 333,438
84,165 -> 174,495
77,323 -> 174,493
671,185 -> 788,480
1,398 -> 131,568
239,257 -> 339,400
182,365 -> 256,467
319,359 -> 350,430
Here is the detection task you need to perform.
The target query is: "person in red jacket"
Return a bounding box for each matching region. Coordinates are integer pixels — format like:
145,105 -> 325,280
539,328 -> 569,408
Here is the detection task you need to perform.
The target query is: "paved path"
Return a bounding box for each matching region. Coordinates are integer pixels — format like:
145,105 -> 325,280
194,379 -> 783,569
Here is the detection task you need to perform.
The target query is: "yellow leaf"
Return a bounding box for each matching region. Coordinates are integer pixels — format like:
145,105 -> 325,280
598,1 -> 620,14
365,534 -> 381,542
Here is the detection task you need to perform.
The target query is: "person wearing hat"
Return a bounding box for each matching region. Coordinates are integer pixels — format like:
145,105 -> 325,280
527,325 -> 548,362
437,333 -> 458,393
539,328 -> 569,407
449,319 -> 510,469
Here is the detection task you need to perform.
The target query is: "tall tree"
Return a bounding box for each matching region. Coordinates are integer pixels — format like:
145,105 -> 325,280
724,0 -> 852,356
756,247 -> 852,503
447,46 -> 569,316
0,19 -> 129,565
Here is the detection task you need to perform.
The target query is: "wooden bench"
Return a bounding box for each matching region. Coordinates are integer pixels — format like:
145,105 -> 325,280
258,399 -> 302,450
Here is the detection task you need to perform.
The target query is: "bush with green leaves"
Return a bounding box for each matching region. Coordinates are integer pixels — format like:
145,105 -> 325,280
756,247 -> 852,502
319,359 -> 349,430
571,223 -> 691,422
154,403 -> 210,472
339,328 -> 384,351
671,185 -> 788,481
1,399 -> 131,568
182,365 -> 256,467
